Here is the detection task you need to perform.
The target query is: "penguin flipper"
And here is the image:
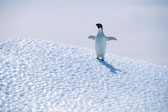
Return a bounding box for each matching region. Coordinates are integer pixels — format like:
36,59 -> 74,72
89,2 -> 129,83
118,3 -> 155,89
106,37 -> 117,41
88,36 -> 96,40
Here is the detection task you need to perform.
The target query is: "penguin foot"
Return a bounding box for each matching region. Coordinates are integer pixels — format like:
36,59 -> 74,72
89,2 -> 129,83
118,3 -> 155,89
96,57 -> 104,61
102,57 -> 105,61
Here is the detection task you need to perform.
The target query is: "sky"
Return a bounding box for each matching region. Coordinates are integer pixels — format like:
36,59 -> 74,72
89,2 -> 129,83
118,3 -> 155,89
0,0 -> 168,66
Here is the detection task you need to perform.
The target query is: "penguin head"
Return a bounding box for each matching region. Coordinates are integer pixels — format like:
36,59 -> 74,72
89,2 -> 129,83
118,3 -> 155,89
96,23 -> 103,29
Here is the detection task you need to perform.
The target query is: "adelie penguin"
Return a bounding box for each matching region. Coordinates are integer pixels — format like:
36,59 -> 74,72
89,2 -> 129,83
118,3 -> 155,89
88,23 -> 117,61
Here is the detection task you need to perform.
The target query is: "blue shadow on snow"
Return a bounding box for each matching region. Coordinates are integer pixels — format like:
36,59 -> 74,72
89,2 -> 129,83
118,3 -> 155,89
98,60 -> 121,74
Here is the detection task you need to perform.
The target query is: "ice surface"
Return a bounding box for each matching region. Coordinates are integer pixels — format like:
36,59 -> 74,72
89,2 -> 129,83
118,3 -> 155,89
0,38 -> 168,112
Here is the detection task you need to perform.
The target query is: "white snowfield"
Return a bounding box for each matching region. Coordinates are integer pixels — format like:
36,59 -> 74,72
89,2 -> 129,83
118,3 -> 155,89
0,38 -> 168,112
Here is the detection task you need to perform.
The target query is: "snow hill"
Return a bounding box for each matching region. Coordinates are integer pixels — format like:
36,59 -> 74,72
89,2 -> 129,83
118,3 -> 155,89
0,38 -> 168,112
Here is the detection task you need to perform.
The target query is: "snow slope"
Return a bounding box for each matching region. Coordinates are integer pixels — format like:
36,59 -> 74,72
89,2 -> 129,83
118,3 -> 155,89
0,38 -> 168,112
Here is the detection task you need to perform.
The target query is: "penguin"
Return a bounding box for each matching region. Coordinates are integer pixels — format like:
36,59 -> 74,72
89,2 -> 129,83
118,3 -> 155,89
88,23 -> 117,61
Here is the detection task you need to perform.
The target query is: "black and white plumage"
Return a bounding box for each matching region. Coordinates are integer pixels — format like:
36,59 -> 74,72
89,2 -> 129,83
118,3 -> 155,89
88,23 -> 117,61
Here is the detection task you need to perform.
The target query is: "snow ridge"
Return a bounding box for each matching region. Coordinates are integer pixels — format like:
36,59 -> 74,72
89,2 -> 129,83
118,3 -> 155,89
0,38 -> 168,112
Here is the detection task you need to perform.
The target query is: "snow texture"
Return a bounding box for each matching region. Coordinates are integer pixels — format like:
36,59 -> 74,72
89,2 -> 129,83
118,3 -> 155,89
0,38 -> 168,112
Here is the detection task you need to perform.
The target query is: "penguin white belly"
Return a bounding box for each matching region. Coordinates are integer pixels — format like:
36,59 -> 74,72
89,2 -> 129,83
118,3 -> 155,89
95,37 -> 106,58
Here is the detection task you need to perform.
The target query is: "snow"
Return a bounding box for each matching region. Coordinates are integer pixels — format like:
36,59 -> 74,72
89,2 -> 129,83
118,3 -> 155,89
0,38 -> 168,112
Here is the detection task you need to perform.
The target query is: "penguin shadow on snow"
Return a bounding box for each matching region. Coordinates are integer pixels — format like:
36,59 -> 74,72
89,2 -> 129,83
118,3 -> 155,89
98,60 -> 121,74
